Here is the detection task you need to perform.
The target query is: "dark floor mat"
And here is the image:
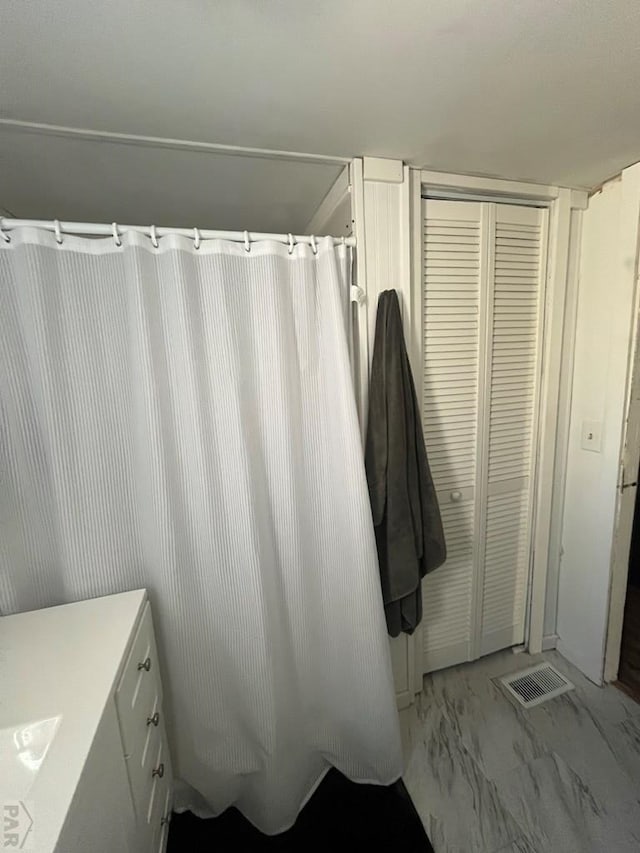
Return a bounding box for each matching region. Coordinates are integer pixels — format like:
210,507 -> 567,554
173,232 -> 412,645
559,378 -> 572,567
167,769 -> 434,852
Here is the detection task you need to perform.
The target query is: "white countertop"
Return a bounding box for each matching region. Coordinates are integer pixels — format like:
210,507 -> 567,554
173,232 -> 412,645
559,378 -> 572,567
0,589 -> 147,852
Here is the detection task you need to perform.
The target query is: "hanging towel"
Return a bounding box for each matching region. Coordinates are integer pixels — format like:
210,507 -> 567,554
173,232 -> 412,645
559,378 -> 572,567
365,289 -> 446,637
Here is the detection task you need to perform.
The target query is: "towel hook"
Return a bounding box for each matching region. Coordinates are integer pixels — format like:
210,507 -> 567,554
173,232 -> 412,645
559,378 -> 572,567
149,224 -> 159,248
243,230 -> 251,252
310,234 -> 317,255
111,222 -> 122,247
53,219 -> 63,245
193,227 -> 201,250
287,233 -> 295,255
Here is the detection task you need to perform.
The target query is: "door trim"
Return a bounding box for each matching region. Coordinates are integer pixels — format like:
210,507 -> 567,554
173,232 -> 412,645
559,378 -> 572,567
603,174 -> 640,682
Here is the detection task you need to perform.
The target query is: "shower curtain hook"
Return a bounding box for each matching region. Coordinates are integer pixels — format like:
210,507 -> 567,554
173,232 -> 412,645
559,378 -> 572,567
0,218 -> 10,243
243,231 -> 251,252
112,222 -> 122,247
193,227 -> 201,250
310,234 -> 318,255
53,219 -> 63,245
287,233 -> 295,255
149,225 -> 159,248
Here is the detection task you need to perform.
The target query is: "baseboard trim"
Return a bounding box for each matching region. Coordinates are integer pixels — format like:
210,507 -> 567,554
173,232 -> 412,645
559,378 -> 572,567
542,633 -> 559,651
395,689 -> 414,710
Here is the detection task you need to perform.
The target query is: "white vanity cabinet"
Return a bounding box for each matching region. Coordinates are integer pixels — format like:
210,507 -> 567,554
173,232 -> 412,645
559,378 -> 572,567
0,589 -> 172,853
114,599 -> 173,852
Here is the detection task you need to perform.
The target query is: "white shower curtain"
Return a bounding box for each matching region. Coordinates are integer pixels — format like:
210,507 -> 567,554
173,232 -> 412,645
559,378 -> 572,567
0,227 -> 402,833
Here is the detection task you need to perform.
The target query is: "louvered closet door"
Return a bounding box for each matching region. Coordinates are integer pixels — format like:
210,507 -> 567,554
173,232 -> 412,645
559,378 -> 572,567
421,199 -> 547,673
421,200 -> 483,672
480,203 -> 547,655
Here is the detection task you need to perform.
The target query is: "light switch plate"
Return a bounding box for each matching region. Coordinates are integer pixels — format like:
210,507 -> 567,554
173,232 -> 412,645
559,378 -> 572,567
581,420 -> 602,452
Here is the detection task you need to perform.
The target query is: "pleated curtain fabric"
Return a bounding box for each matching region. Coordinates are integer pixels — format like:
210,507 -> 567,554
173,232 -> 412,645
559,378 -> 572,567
0,229 -> 402,833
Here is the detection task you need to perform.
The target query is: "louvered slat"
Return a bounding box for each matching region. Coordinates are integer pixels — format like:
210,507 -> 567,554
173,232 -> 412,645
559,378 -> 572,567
481,205 -> 543,655
487,207 -> 541,488
421,200 -> 481,670
482,492 -> 530,643
422,500 -> 475,659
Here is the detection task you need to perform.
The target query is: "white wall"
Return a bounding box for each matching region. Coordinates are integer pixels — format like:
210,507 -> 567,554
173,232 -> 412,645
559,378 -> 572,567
542,206 -> 583,642
304,166 -> 352,239
305,158 -> 418,705
358,158 -> 418,707
0,127 -> 345,233
557,164 -> 640,683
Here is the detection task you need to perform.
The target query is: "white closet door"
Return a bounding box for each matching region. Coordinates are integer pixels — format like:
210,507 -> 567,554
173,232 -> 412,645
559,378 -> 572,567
421,199 -> 483,672
421,198 -> 547,673
479,203 -> 547,655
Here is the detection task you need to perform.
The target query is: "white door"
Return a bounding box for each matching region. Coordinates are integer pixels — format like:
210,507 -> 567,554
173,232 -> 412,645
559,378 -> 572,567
421,199 -> 548,673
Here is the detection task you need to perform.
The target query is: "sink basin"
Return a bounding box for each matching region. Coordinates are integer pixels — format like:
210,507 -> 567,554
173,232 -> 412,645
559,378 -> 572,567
0,716 -> 62,801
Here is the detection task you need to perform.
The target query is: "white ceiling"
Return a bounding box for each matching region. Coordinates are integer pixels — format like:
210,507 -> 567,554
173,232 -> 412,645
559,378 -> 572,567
2,0 -> 640,225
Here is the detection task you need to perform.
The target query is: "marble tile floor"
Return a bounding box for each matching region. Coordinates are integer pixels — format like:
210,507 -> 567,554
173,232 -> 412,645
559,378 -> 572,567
400,648 -> 640,853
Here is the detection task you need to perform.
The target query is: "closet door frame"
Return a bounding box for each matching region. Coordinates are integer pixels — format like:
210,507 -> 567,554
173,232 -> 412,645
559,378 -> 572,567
412,170 -> 587,682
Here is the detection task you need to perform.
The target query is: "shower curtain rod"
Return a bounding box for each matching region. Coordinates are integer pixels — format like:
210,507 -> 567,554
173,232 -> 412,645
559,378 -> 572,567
0,218 -> 356,248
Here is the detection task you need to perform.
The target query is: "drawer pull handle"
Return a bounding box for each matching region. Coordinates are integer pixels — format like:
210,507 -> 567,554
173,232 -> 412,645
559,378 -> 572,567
450,490 -> 462,503
152,762 -> 165,779
160,814 -> 171,827
147,711 -> 160,727
137,657 -> 151,672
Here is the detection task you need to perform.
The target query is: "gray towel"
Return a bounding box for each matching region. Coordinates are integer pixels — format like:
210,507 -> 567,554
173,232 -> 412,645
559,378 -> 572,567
365,290 -> 446,637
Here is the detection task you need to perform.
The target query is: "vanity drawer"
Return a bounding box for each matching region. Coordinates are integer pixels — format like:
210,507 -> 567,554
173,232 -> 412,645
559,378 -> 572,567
126,693 -> 164,816
116,601 -> 162,756
127,716 -> 171,820
149,762 -> 172,853
123,682 -> 163,773
146,729 -> 172,824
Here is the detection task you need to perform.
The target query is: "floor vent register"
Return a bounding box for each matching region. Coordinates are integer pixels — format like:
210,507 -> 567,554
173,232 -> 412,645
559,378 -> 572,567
499,662 -> 574,708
